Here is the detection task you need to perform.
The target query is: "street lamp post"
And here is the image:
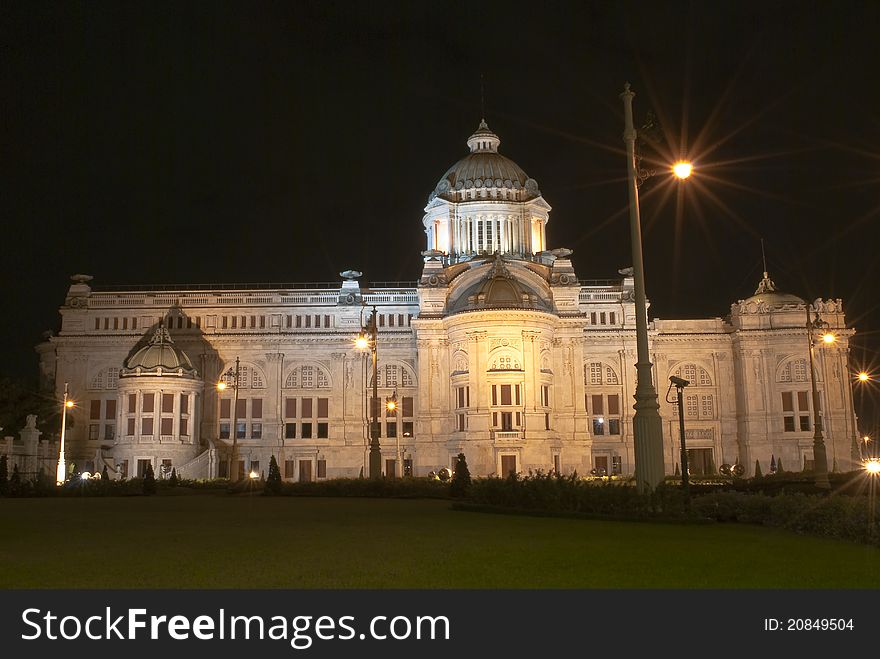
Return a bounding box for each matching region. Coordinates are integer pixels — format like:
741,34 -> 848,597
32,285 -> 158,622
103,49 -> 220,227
386,391 -> 400,477
620,83 -> 666,492
806,309 -> 831,489
55,382 -> 74,485
668,376 -> 691,510
218,357 -> 241,482
357,306 -> 382,479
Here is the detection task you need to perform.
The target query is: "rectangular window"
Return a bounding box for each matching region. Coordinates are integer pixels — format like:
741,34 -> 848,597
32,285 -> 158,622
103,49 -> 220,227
781,391 -> 794,412
553,454 -> 561,474
612,456 -> 622,475
797,391 -> 809,411
285,423 -> 296,439
250,460 -> 260,476
180,418 -> 188,435
314,314 -> 320,328
389,314 -> 395,327
142,393 -> 154,413
607,395 -> 619,416
180,395 -> 188,414
286,315 -> 292,328
251,398 -> 263,419
250,316 -> 256,329
317,422 -> 329,438
402,421 -> 414,437
89,424 -> 99,440
231,316 -> 237,329
137,459 -> 151,478
305,315 -> 311,328
285,397 -> 296,418
220,399 -> 231,419
235,399 -> 246,418
610,312 -> 616,325
160,417 -> 173,435
219,422 -> 230,439
378,314 -> 385,327
317,459 -> 327,479
317,397 -> 328,418
285,460 -> 295,478
541,385 -> 550,407
324,315 -> 331,328
142,418 -> 154,436
458,413 -> 466,432
799,415 -> 811,431
592,418 -> 605,435
301,422 -> 313,439
515,384 -> 520,405
608,419 -> 621,435
401,396 -> 414,417
104,425 -> 115,441
302,398 -> 313,418
491,385 -> 497,406
784,416 -> 795,432
128,393 -> 137,412
235,421 -> 246,439
387,421 -> 397,437
251,422 -> 262,439
95,318 -> 100,330
501,384 -> 512,405
545,413 -> 550,430
127,418 -> 135,436
600,312 -> 606,324
591,395 -> 604,415
90,400 -> 101,420
162,393 -> 174,413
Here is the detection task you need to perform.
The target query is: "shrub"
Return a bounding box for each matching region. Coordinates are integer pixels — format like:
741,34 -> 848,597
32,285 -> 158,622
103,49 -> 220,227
168,468 -> 178,487
10,464 -> 22,496
450,453 -> 471,498
102,465 -> 110,482
754,460 -> 762,478
265,456 -> 282,495
142,464 -> 157,495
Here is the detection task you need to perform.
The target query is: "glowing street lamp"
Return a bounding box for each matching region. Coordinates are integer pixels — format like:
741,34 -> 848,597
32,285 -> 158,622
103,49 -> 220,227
857,371 -> 870,383
672,161 -> 693,180
821,332 -> 837,345
218,357 -> 241,481
865,459 -> 880,476
55,383 -> 73,485
386,392 -> 400,478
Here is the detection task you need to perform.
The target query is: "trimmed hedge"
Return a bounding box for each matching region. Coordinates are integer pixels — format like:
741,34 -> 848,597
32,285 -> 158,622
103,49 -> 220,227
276,477 -> 450,499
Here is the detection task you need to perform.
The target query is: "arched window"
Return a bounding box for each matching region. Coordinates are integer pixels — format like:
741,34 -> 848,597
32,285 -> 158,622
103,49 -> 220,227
369,363 -> 415,388
670,363 -> 715,419
489,351 -> 521,371
778,358 -> 808,383
285,364 -> 331,389
584,362 -> 619,386
222,364 -> 266,389
89,367 -> 120,390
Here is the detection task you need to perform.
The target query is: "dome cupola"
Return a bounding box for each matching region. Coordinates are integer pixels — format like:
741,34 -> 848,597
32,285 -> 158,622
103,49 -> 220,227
121,326 -> 198,378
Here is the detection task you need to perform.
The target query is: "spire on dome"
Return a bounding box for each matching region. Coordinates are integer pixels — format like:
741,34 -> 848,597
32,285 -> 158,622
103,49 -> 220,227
466,119 -> 501,153
149,325 -> 174,345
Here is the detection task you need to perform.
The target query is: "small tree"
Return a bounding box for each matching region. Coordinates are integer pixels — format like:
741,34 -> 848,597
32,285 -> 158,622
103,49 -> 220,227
101,465 -> 110,482
143,463 -> 157,495
265,456 -> 282,495
168,467 -> 178,487
10,463 -> 21,496
777,458 -> 785,474
450,453 -> 471,498
0,455 -> 8,496
754,460 -> 763,478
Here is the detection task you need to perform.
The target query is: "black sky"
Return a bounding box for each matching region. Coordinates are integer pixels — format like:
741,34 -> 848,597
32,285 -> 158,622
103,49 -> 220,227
3,1 -> 879,425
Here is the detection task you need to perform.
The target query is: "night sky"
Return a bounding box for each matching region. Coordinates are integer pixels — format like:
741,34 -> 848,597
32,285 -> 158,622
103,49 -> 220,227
3,1 -> 879,426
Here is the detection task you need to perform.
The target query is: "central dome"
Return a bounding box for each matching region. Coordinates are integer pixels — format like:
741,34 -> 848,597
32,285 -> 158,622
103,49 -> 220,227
430,120 -> 541,203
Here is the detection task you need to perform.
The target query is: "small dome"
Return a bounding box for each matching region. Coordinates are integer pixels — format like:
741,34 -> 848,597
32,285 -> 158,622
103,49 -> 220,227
447,257 -> 552,314
121,326 -> 197,377
741,272 -> 805,307
430,120 -> 540,202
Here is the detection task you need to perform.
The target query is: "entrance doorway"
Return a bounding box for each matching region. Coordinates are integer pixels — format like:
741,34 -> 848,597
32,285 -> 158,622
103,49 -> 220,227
298,460 -> 312,482
500,454 -> 517,477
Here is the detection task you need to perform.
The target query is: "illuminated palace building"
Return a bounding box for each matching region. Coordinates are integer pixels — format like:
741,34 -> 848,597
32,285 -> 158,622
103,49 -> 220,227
36,121 -> 860,481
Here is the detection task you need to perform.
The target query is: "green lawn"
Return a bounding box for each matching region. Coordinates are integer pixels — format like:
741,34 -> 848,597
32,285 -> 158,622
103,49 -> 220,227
1,494 -> 878,588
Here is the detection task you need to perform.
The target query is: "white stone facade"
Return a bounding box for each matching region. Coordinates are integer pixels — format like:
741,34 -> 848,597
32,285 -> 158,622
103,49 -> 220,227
35,122 -> 861,480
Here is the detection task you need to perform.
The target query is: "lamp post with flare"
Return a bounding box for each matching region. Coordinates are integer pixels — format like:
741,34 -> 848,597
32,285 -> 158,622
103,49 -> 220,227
356,306 -> 382,479
806,309 -> 832,489
55,383 -> 74,485
217,357 -> 241,482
